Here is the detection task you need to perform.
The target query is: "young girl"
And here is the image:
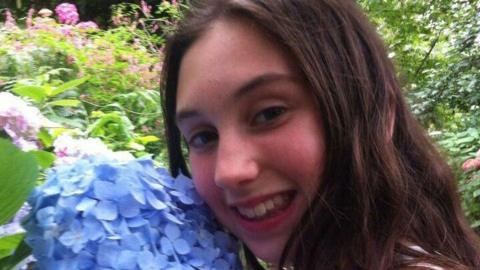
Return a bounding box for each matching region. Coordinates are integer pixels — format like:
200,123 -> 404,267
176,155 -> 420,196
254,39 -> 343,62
160,0 -> 480,269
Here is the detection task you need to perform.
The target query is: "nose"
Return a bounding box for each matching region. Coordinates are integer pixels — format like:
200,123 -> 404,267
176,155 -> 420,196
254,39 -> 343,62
214,132 -> 259,190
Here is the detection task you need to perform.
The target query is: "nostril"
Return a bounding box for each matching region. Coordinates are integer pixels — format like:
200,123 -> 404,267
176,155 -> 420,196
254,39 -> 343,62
213,133 -> 260,189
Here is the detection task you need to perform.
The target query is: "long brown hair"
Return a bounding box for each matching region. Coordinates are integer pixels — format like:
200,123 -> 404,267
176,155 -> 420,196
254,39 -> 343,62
160,0 -> 480,269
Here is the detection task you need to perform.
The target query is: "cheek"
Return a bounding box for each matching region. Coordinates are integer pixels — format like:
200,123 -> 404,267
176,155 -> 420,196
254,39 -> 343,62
261,118 -> 325,194
189,155 -> 223,207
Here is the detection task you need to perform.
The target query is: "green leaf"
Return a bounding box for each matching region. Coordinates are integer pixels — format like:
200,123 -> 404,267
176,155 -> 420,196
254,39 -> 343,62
472,188 -> 480,198
46,99 -> 81,107
135,135 -> 160,145
37,129 -> 54,148
0,237 -> 32,270
0,234 -> 24,260
50,76 -> 90,97
0,139 -> 38,225
471,219 -> 480,228
29,150 -> 56,169
11,85 -> 46,103
127,141 -> 145,151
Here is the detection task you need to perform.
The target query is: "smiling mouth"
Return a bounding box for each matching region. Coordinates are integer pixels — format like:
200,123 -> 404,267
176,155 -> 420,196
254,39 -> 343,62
234,192 -> 295,220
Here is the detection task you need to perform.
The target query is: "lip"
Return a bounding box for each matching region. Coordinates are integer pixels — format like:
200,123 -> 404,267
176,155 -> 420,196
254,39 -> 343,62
230,191 -> 297,233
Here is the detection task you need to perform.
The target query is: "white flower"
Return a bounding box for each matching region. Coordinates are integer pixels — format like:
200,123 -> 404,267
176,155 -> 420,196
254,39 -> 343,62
53,134 -> 134,165
37,8 -> 53,17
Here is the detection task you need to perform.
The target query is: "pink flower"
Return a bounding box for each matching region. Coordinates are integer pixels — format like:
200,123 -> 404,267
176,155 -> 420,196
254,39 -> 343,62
66,55 -> 76,65
55,3 -> 79,25
4,9 -> 16,28
141,1 -> 152,16
59,24 -> 74,36
150,22 -> 159,32
0,92 -> 44,151
462,158 -> 480,172
26,8 -> 35,28
76,21 -> 99,31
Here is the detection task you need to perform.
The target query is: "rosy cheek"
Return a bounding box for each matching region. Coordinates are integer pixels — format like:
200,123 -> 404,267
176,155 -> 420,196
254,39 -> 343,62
190,155 -> 218,202
190,155 -> 229,225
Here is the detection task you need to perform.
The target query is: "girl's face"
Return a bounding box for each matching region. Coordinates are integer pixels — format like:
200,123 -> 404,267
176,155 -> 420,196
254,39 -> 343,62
176,18 -> 326,265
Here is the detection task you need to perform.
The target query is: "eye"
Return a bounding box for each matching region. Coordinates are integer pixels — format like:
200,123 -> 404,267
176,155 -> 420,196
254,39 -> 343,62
188,130 -> 218,150
252,106 -> 286,125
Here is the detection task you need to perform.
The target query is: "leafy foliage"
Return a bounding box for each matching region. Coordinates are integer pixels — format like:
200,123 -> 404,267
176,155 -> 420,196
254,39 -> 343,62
0,2 -> 173,161
360,0 -> 480,230
0,2 -> 183,268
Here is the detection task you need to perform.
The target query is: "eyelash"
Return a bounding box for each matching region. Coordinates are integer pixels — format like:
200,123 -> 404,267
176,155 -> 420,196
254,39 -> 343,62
252,106 -> 286,126
186,106 -> 287,151
188,130 -> 218,150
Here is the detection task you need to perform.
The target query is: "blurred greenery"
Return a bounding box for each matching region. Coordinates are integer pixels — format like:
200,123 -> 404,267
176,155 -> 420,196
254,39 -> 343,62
360,0 -> 480,230
0,2 -> 181,266
1,0 -> 149,27
0,1 -> 185,164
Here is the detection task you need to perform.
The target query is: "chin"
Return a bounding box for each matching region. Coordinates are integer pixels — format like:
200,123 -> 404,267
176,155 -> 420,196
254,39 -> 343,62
245,236 -> 288,267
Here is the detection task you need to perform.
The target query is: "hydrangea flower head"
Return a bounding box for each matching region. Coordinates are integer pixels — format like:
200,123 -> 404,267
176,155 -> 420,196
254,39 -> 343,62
53,134 -> 134,165
55,3 -> 79,25
38,9 -> 53,18
23,156 -> 242,269
76,21 -> 99,31
0,92 -> 46,150
4,9 -> 17,28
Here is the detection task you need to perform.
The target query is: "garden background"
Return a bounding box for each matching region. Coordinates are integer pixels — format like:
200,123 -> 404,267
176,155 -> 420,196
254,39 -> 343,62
0,0 -> 479,269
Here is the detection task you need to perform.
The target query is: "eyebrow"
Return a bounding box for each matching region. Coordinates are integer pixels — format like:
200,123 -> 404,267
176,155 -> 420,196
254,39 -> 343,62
175,72 -> 296,124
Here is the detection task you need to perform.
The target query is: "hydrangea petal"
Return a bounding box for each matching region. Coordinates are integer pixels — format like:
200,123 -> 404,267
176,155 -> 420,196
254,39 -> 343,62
173,238 -> 191,255
121,233 -> 143,251
160,237 -> 174,255
137,250 -> 159,270
76,197 -> 97,213
213,258 -> 230,270
94,181 -> 119,200
118,195 -> 141,218
146,190 -> 167,210
82,217 -> 104,241
97,242 -> 120,267
117,250 -> 137,269
163,212 -> 183,225
126,216 -> 148,228
94,201 -> 118,221
165,223 -> 180,240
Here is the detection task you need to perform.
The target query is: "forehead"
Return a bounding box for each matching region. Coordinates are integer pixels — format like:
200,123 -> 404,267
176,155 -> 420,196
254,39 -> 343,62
176,17 -> 300,112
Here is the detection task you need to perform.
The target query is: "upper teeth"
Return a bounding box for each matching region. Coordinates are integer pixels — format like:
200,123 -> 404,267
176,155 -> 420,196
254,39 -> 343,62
237,194 -> 289,219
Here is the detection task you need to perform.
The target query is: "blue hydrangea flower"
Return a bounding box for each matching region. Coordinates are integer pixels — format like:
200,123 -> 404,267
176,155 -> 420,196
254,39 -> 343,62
23,156 -> 242,270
